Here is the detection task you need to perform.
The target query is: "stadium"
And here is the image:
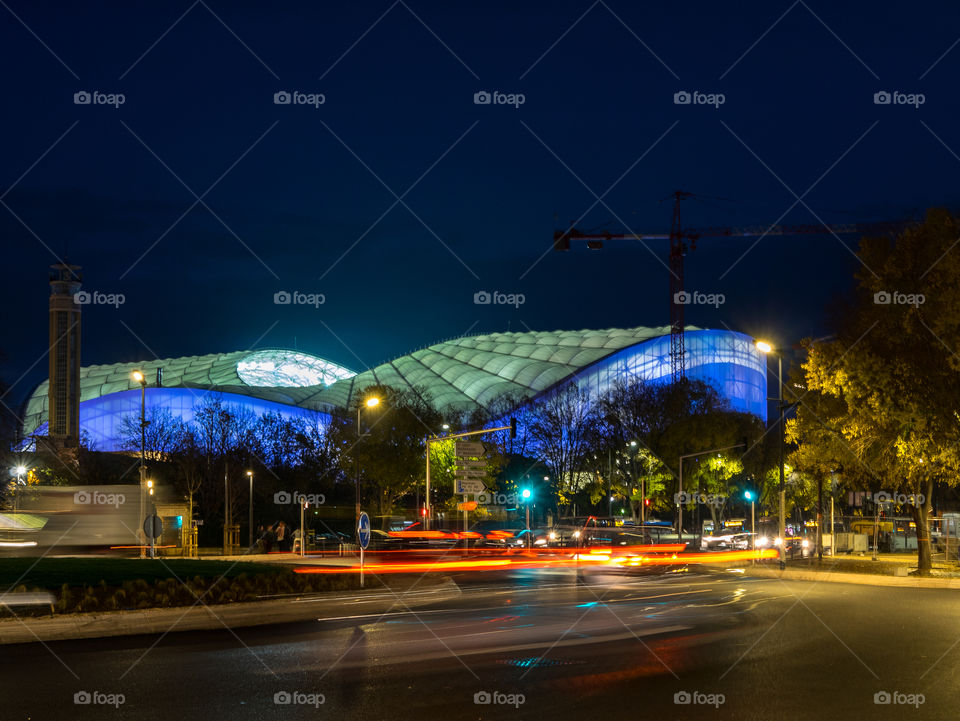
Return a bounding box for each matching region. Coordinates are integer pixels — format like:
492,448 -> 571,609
21,326 -> 767,451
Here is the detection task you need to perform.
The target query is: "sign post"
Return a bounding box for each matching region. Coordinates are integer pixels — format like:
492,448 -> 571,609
357,512 -> 370,588
143,514 -> 163,559
454,441 -> 488,532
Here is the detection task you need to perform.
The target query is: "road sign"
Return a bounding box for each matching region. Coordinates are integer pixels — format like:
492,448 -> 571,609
455,440 -> 485,457
143,514 -> 163,540
457,501 -> 478,511
456,479 -> 485,494
456,458 -> 486,468
455,468 -> 487,479
357,512 -> 371,550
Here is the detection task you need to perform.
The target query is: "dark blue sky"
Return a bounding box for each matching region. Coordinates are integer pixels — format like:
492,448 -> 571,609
2,1 -> 958,407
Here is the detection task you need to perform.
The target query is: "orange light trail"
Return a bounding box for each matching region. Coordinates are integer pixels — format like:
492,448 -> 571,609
293,548 -> 780,574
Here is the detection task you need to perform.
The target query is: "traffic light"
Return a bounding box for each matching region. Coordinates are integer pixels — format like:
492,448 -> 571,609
520,488 -> 531,500
510,417 -> 517,439
644,498 -> 651,507
744,490 -> 754,501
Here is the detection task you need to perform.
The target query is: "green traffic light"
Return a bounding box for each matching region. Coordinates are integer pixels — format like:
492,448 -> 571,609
521,488 -> 531,500
744,490 -> 754,501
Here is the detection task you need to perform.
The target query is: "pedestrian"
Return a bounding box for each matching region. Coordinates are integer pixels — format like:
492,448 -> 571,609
263,524 -> 276,553
253,524 -> 265,553
275,521 -> 288,552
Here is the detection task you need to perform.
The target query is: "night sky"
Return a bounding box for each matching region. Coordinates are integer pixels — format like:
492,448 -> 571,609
3,1 -> 958,408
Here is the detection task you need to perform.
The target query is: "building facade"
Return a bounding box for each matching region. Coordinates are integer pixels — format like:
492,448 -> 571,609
21,326 -> 767,452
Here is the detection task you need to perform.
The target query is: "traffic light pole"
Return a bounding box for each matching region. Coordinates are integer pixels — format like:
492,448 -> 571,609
424,422 -> 514,530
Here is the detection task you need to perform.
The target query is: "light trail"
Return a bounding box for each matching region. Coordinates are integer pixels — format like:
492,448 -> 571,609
293,548 -> 780,575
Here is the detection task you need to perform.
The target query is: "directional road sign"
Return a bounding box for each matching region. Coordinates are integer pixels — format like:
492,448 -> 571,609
455,440 -> 485,457
456,479 -> 486,494
455,468 -> 487,479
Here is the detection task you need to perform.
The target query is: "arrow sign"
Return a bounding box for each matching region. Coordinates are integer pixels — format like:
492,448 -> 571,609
455,440 -> 485,457
456,479 -> 485,494
357,512 -> 371,550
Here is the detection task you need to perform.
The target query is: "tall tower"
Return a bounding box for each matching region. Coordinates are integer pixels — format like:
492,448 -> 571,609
47,262 -> 82,449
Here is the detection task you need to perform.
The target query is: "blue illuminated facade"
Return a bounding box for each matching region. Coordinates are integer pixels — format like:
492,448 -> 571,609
21,327 -> 766,451
28,388 -> 329,452
566,330 -> 766,420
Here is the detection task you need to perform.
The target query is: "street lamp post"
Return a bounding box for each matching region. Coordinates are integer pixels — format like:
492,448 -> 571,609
132,370 -> 148,559
756,340 -> 787,570
356,396 -> 380,520
247,470 -> 254,550
12,465 -> 26,514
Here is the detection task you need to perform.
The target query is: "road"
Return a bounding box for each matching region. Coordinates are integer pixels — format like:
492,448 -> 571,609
3,565 -> 958,720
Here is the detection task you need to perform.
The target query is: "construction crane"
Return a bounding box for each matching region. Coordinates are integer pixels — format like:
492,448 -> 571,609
554,190 -> 910,382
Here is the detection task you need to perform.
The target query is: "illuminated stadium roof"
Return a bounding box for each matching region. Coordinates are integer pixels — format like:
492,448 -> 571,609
22,349 -> 356,435
302,325 -> 683,410
21,326 -> 767,443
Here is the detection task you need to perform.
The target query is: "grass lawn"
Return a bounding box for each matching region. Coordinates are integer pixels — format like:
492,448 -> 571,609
0,557 -> 287,591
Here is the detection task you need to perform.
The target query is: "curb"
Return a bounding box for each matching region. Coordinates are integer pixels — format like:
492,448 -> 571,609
741,565 -> 960,589
0,576 -> 460,645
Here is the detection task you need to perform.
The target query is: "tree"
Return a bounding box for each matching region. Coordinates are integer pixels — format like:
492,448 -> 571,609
789,209 -> 960,572
593,377 -> 768,525
118,406 -> 186,460
326,385 -> 442,515
524,382 -> 598,515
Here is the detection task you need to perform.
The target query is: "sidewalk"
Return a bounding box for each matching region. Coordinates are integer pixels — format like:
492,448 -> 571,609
0,575 -> 459,645
738,553 -> 960,589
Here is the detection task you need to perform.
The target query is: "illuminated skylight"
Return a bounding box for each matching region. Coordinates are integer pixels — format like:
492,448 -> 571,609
237,350 -> 355,387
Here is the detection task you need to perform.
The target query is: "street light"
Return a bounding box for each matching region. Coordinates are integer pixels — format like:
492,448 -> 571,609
756,340 -> 786,569
11,465 -> 26,514
132,370 -> 148,559
356,395 -> 381,518
246,470 -> 254,550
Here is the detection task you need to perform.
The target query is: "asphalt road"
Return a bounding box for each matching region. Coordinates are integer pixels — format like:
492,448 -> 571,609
4,565 -> 958,720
